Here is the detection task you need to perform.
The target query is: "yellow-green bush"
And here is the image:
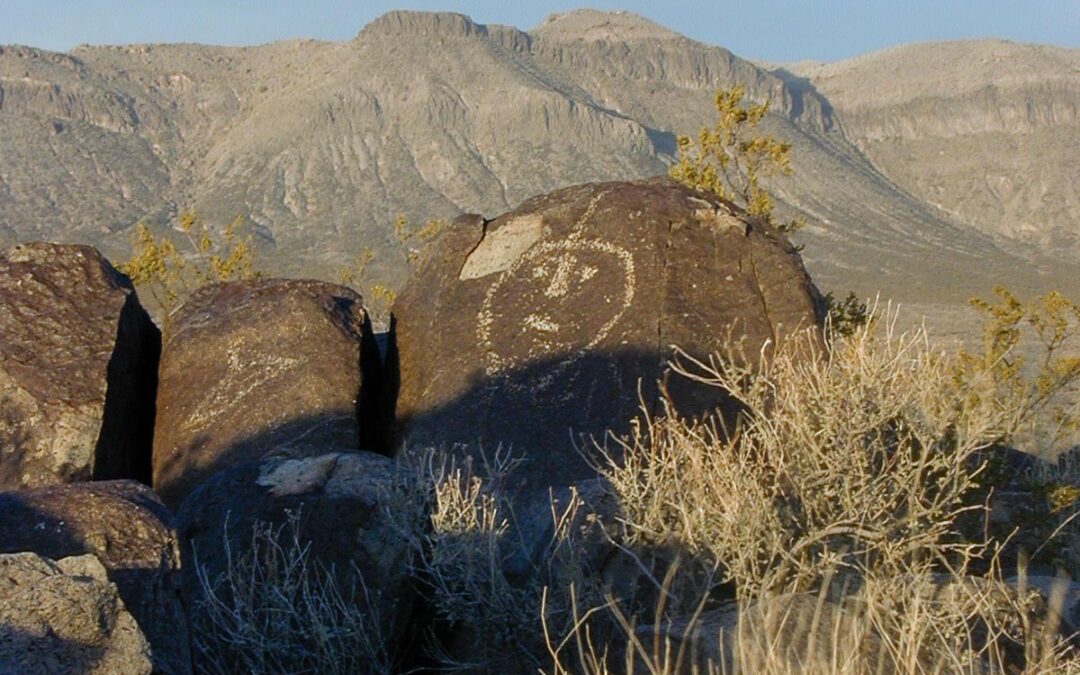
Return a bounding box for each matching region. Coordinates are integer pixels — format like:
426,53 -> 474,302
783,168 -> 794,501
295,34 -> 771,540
119,211 -> 258,329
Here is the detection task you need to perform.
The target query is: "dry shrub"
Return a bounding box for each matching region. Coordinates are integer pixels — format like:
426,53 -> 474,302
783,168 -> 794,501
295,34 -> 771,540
191,513 -> 390,675
120,211 -> 258,329
604,313 -> 1006,599
390,449 -> 611,672
560,305 -> 1080,673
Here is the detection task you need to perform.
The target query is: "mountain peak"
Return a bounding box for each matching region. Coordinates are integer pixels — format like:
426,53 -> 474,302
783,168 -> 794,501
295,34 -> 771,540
358,11 -> 486,40
531,9 -> 680,42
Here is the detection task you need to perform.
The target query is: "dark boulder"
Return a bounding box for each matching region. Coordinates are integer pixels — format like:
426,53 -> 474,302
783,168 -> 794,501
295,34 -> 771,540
392,178 -> 822,494
151,278 -> 385,508
176,451 -> 422,671
0,243 -> 159,489
0,481 -> 191,674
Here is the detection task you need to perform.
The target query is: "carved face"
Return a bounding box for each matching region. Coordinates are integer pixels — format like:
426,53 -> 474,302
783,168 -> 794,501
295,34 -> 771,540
478,237 -> 636,390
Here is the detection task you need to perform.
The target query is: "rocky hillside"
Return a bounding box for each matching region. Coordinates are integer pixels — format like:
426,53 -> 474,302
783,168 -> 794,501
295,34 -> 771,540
786,40 -> 1080,263
1,11 -> 1077,301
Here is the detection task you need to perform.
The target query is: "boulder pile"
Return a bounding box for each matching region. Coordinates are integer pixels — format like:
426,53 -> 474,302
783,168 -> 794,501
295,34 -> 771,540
0,179 -> 834,672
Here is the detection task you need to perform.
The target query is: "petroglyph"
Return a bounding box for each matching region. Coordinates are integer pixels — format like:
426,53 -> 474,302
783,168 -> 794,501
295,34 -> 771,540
476,191 -> 636,392
182,343 -> 301,433
459,213 -> 544,280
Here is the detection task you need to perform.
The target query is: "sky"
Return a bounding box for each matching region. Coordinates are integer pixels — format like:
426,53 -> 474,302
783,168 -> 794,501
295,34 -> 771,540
0,0 -> 1076,63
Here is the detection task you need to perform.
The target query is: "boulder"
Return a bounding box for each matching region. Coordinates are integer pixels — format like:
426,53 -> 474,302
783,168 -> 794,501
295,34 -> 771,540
152,278 -> 386,508
392,178 -> 822,494
0,242 -> 160,489
177,451 -> 422,672
0,551 -> 153,675
0,481 -> 190,674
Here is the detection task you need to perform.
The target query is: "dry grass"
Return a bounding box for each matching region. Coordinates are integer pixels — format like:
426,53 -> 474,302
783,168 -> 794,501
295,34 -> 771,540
191,512 -> 390,675
603,314 -> 1005,599
549,307 -> 1080,674
389,449 -> 611,672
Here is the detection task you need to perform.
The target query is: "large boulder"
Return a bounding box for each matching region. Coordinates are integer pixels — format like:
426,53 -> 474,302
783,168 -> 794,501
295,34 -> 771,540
177,451 -> 422,672
152,278 -> 385,508
392,178 -> 822,493
0,552 -> 153,675
0,481 -> 190,674
0,242 -> 160,489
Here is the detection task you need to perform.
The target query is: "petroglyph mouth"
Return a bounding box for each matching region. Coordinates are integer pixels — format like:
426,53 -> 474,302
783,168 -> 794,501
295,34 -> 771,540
458,213 -> 544,280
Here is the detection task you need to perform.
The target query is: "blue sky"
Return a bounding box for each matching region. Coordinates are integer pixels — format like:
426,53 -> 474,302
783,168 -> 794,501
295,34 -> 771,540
0,1 -> 1076,63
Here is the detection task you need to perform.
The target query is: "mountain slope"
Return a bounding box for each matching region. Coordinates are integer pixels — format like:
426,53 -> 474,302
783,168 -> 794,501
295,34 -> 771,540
786,40 -> 1080,261
1,13 -> 1076,300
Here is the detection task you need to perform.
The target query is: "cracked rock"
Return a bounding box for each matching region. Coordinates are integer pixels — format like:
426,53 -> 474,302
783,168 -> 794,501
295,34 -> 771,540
151,278 -> 387,508
0,243 -> 160,490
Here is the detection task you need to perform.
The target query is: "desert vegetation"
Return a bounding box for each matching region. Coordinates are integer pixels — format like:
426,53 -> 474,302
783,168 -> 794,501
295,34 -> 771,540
119,211 -> 259,329
669,84 -> 803,236
337,215 -> 447,328
186,290 -> 1080,673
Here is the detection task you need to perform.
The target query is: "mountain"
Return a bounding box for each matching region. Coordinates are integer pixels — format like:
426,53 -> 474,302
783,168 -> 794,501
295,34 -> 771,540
1,11 -> 1077,301
785,40 -> 1080,263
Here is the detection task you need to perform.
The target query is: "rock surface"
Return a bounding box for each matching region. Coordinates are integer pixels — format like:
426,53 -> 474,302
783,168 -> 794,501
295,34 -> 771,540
0,481 -> 190,674
0,551 -> 153,675
0,242 -> 160,490
176,451 -> 421,671
152,277 -> 385,508
393,178 -> 822,493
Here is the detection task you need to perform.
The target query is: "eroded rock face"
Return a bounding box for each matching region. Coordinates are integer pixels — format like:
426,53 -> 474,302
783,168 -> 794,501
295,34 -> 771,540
392,178 -> 822,493
0,552 -> 153,675
0,242 -> 160,490
152,278 -> 385,508
177,451 -> 421,672
0,481 -> 191,674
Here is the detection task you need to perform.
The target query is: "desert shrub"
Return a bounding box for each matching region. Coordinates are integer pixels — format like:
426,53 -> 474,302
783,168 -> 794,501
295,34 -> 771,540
958,286 -> 1080,452
336,248 -> 397,330
822,290 -> 871,338
546,304 -> 1080,672
119,211 -> 258,329
669,85 -> 802,235
191,513 -> 390,675
386,449 -> 611,672
336,215 -> 447,329
395,214 -> 447,263
602,313 -> 1012,600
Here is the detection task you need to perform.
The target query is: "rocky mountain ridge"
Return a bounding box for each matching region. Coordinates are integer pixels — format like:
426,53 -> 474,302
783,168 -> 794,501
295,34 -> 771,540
1,11 -> 1077,301
787,39 -> 1080,261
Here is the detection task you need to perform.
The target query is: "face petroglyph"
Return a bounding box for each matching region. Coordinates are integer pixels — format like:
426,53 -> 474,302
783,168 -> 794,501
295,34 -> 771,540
476,192 -> 636,394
